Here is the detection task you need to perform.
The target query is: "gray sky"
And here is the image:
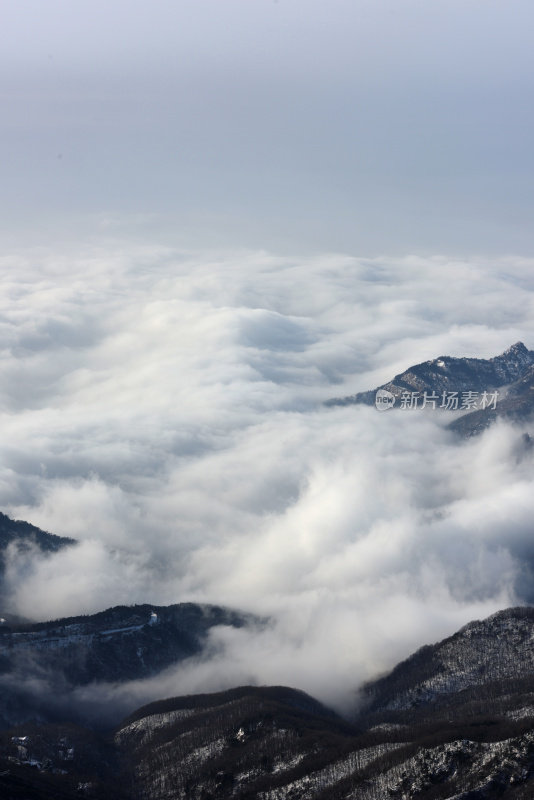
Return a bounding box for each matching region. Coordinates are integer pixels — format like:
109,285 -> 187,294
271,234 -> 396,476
2,0 -> 534,253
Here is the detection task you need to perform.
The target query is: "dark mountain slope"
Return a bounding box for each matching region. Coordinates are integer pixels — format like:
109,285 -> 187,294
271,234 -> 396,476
449,363 -> 534,436
122,684 -> 341,728
0,511 -> 77,626
0,510 -> 76,571
0,721 -> 127,800
0,603 -> 255,684
327,342 -> 534,408
115,685 -> 371,800
0,603 -> 260,729
359,607 -> 534,726
5,607 -> 534,798
115,678 -> 534,799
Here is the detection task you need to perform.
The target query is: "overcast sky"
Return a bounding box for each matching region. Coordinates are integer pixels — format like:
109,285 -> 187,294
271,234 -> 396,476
2,0 -> 534,253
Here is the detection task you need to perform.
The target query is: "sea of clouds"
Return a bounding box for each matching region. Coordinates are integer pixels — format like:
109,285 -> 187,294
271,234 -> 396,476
1,244 -> 534,713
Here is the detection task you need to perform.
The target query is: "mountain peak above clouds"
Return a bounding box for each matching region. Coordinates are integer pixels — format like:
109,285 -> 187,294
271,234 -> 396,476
491,340 -> 534,380
502,340 -> 531,358
327,341 -> 534,435
327,341 -> 534,407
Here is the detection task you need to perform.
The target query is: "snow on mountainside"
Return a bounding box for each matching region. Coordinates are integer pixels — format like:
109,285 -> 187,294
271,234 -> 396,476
326,342 -> 534,435
113,610 -> 534,800
448,363 -> 534,435
0,603 -> 260,729
4,608 -> 534,798
114,686 -> 370,800
113,653 -> 534,800
0,603 -> 257,683
360,607 -> 534,724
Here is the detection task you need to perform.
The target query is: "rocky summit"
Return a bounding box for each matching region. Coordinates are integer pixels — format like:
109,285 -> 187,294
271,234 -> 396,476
327,341 -> 534,435
327,342 -> 534,406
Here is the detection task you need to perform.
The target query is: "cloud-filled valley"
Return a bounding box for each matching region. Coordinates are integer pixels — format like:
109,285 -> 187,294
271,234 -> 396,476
1,244 -> 534,713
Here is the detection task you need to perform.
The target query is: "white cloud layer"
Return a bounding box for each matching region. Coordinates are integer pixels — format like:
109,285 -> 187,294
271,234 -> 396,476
1,244 -> 534,712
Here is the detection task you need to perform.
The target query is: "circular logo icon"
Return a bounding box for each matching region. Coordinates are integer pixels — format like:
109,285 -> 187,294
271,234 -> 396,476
375,389 -> 396,411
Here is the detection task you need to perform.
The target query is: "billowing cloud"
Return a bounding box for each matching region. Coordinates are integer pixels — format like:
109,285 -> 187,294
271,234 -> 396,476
1,244 -> 534,713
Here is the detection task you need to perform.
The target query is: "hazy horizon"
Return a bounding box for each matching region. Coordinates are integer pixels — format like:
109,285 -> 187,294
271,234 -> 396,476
2,0 -> 534,254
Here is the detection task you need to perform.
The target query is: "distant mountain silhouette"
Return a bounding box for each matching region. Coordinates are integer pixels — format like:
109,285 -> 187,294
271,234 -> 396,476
0,602 -> 260,728
0,511 -> 77,625
0,510 -> 76,570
